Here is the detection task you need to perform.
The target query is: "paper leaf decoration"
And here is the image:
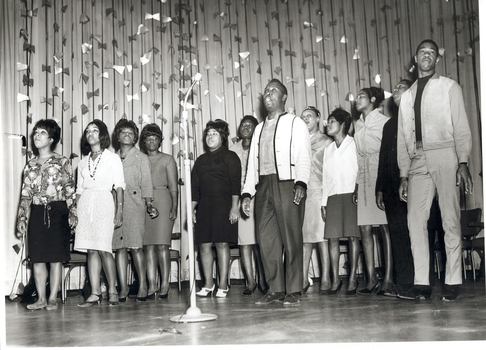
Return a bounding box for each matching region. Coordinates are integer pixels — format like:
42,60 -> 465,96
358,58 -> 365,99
17,93 -> 30,103
305,78 -> 316,87
127,93 -> 139,102
145,13 -> 160,21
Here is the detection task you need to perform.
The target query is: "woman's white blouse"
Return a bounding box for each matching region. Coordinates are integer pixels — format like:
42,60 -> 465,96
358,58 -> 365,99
321,135 -> 358,206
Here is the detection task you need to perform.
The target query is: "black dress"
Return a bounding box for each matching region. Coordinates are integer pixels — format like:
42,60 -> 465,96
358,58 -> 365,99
191,146 -> 241,244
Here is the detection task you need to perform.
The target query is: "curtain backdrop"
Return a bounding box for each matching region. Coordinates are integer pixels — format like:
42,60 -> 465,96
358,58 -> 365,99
2,0 -> 482,292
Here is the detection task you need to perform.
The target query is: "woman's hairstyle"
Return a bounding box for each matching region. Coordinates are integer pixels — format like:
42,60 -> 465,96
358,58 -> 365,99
238,115 -> 258,138
114,118 -> 139,144
203,119 -> 230,152
360,86 -> 385,109
328,108 -> 352,135
81,119 -> 111,154
32,119 -> 61,150
140,123 -> 163,154
140,123 -> 163,144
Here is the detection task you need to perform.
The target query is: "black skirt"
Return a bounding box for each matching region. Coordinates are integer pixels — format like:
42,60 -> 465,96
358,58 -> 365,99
28,201 -> 70,263
194,195 -> 238,245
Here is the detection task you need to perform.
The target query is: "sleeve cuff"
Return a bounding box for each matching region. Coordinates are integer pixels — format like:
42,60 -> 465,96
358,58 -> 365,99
241,193 -> 252,200
294,181 -> 307,190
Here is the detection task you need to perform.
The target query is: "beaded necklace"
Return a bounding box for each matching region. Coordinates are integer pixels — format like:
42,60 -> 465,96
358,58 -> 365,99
88,150 -> 103,179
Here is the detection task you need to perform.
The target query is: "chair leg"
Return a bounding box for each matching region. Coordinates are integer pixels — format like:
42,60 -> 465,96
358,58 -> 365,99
177,258 -> 181,293
462,251 -> 467,281
435,251 -> 441,280
471,250 -> 476,282
61,266 -> 66,304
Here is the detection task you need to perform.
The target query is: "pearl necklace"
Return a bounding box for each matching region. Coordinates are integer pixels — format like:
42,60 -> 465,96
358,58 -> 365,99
88,151 -> 103,179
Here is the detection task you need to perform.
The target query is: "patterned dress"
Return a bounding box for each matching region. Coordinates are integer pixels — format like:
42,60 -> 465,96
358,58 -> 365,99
302,131 -> 332,243
74,149 -> 125,253
17,153 -> 76,263
113,147 -> 153,249
354,108 -> 389,226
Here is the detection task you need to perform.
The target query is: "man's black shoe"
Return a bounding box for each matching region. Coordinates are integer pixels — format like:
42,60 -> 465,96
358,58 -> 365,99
441,285 -> 460,301
397,285 -> 432,300
255,292 -> 285,305
283,293 -> 300,305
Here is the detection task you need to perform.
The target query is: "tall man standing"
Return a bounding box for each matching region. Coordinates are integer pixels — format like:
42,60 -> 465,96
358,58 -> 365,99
241,79 -> 311,305
397,40 -> 473,301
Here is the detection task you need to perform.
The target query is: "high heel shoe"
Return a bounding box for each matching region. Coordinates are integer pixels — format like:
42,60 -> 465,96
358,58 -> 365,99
158,286 -> 171,299
136,294 -> 147,302
78,294 -> 102,308
358,281 -> 379,295
196,285 -> 215,297
302,282 -> 311,294
118,294 -> 128,303
242,284 -> 257,296
215,287 -> 229,298
326,280 -> 343,295
346,282 -> 358,295
108,293 -> 119,306
146,291 -> 157,300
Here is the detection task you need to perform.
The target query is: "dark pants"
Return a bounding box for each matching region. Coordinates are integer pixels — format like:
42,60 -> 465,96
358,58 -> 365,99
254,175 -> 305,294
383,193 -> 414,287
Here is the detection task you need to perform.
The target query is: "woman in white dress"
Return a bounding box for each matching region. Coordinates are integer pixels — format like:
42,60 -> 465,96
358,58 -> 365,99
74,119 -> 125,307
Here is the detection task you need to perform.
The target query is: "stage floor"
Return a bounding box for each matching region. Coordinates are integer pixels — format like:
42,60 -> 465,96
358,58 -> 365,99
4,278 -> 486,347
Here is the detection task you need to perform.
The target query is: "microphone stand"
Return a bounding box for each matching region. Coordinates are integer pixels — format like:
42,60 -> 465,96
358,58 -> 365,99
169,74 -> 217,323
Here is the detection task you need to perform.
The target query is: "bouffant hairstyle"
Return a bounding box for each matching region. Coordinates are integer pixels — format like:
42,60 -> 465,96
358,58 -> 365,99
360,86 -> 385,110
114,118 -> 139,144
81,119 -> 111,154
140,123 -> 163,154
203,119 -> 230,152
328,108 -> 352,135
32,119 -> 61,150
140,123 -> 163,144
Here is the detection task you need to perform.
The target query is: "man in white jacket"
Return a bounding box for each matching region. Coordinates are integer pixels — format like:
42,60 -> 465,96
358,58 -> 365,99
241,79 -> 311,305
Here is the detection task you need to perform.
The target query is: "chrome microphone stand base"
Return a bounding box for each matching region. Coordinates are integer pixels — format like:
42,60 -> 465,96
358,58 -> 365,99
169,306 -> 218,323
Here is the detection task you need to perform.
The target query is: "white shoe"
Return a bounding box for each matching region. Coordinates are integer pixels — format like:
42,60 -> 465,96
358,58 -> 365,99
215,288 -> 229,298
196,285 -> 214,297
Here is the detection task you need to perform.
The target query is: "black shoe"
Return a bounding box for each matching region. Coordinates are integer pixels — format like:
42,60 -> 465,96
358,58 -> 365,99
255,292 -> 285,305
383,286 -> 399,298
146,292 -> 157,300
442,285 -> 460,301
242,284 -> 257,296
302,282 -> 311,294
397,285 -> 432,300
383,284 -> 411,298
283,293 -> 300,305
357,282 -> 379,295
158,286 -> 170,299
345,282 -> 358,295
327,280 -> 343,295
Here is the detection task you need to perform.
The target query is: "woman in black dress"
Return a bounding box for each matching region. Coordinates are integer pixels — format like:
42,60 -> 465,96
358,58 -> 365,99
191,119 -> 241,298
16,119 -> 76,310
